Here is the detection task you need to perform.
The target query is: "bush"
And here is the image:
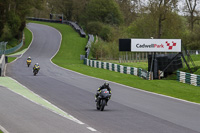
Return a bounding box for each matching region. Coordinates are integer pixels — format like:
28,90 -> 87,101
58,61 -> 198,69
99,25 -> 114,41
1,23 -> 12,41
91,39 -> 119,60
85,0 -> 123,26
86,21 -> 103,35
7,12 -> 21,38
194,68 -> 200,75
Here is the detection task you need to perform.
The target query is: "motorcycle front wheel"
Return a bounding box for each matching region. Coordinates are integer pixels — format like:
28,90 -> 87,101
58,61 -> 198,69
100,99 -> 106,111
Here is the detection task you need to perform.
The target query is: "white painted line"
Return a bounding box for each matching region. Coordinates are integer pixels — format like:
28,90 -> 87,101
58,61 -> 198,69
0,124 -> 9,133
87,127 -> 97,132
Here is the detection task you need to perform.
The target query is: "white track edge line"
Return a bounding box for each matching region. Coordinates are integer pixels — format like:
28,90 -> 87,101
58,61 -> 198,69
87,127 -> 97,132
0,124 -> 9,133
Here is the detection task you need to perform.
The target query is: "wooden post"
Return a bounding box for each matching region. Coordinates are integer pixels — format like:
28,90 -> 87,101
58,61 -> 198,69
136,53 -> 137,63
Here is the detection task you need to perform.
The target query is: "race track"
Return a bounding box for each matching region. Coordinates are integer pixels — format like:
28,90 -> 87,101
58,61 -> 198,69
6,23 -> 200,133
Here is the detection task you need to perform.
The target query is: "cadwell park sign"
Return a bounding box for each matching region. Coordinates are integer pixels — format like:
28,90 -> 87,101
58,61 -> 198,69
119,39 -> 181,52
119,38 -> 182,80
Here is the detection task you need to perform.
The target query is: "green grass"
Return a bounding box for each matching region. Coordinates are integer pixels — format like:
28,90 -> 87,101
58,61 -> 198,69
8,57 -> 17,63
19,28 -> 32,51
2,28 -> 31,50
6,38 -> 19,49
0,130 -> 3,133
13,28 -> 32,53
6,27 -> 32,63
101,60 -> 148,70
5,27 -> 32,56
29,21 -> 200,103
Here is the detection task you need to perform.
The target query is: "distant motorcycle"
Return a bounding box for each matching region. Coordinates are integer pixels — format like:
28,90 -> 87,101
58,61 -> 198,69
26,59 -> 31,67
33,65 -> 40,76
96,88 -> 111,111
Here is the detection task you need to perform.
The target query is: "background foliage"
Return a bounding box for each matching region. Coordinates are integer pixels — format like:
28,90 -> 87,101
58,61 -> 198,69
1,0 -> 200,57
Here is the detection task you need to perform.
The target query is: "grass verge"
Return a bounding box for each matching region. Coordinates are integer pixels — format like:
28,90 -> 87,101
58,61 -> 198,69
8,57 -> 17,63
6,27 -> 32,63
30,21 -> 200,103
11,27 -> 32,54
18,27 -> 32,51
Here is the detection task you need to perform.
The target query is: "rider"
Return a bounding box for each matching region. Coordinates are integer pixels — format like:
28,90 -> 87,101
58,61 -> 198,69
95,82 -> 111,103
26,56 -> 32,67
33,63 -> 40,71
27,56 -> 31,61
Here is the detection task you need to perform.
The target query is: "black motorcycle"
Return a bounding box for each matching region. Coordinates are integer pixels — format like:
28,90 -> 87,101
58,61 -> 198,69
96,88 -> 111,111
33,68 -> 39,76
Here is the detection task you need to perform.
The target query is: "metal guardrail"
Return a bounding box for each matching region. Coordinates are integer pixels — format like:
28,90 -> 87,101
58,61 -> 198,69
0,54 -> 5,76
27,17 -> 87,38
64,21 -> 86,38
27,17 -> 62,23
5,40 -> 23,55
0,40 -> 23,55
85,34 -> 94,58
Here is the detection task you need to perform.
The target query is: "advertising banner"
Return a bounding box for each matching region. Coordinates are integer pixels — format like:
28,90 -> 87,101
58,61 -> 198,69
131,39 -> 181,52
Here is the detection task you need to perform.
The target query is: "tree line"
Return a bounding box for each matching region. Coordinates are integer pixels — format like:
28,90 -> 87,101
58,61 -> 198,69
0,0 -> 43,42
1,0 -> 200,58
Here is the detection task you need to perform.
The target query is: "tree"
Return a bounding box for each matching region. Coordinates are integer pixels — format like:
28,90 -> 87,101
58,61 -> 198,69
0,0 -> 43,40
85,0 -> 123,26
72,0 -> 89,22
127,1 -> 185,39
147,0 -> 179,38
183,0 -> 200,32
115,0 -> 138,25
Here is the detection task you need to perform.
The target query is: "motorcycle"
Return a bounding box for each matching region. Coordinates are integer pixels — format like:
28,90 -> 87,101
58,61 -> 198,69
33,67 -> 39,76
26,59 -> 31,67
96,88 -> 111,111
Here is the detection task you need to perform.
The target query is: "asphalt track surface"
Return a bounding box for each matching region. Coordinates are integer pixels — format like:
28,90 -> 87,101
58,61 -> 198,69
0,86 -> 98,133
6,23 -> 200,133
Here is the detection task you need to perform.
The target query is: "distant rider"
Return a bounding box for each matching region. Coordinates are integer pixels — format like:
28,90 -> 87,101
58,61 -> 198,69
33,63 -> 40,71
27,56 -> 31,61
26,56 -> 32,67
95,82 -> 111,103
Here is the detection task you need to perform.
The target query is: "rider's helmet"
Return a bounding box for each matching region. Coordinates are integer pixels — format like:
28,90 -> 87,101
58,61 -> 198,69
36,63 -> 39,66
28,56 -> 31,60
104,82 -> 109,88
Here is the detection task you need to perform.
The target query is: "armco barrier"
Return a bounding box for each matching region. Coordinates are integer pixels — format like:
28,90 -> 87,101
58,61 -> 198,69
63,21 -> 86,38
177,71 -> 200,86
27,17 -> 62,23
0,54 -> 5,76
84,58 -> 150,80
85,34 -> 94,58
5,40 -> 23,54
0,39 -> 23,55
27,17 -> 86,38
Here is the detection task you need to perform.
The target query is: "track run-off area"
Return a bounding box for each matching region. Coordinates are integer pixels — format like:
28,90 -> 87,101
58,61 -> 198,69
2,23 -> 200,133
